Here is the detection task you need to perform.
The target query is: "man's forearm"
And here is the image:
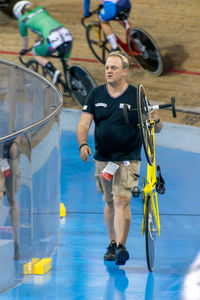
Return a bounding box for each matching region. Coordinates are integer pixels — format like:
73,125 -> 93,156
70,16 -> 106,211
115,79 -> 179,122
22,36 -> 28,49
77,123 -> 89,146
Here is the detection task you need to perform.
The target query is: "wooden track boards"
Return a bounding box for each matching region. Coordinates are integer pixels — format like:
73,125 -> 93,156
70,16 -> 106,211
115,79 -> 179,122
0,0 -> 200,126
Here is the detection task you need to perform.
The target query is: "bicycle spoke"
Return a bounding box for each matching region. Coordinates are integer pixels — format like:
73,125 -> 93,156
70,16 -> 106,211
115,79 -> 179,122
86,22 -> 110,64
137,84 -> 154,165
145,195 -> 157,271
67,65 -> 96,107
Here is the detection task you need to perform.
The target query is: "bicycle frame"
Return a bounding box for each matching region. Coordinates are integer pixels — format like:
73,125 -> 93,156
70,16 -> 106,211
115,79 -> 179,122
114,20 -> 142,56
141,123 -> 160,236
96,17 -> 142,56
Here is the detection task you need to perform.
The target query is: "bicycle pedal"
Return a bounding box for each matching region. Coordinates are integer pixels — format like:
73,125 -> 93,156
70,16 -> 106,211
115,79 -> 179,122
156,182 -> 166,194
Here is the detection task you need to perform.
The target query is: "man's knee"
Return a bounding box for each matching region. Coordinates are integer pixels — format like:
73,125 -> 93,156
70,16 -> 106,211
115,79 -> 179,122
114,194 -> 130,207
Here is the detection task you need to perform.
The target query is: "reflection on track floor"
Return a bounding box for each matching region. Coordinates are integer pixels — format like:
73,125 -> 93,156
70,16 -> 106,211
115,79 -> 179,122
2,122 -> 200,300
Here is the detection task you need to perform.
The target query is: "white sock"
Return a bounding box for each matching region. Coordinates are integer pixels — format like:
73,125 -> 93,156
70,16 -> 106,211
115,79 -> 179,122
106,33 -> 118,50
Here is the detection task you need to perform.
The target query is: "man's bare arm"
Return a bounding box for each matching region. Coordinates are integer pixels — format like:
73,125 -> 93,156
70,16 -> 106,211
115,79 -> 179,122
77,113 -> 93,162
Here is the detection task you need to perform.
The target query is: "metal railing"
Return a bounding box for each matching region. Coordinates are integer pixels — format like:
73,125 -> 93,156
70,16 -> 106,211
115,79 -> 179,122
0,59 -> 62,294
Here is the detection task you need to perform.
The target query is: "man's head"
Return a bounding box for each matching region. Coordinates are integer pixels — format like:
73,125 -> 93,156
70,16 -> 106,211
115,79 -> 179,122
105,52 -> 129,85
13,1 -> 32,19
107,52 -> 130,69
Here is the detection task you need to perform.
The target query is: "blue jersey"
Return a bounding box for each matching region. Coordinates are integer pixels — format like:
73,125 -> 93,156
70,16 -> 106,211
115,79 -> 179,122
84,0 -> 131,18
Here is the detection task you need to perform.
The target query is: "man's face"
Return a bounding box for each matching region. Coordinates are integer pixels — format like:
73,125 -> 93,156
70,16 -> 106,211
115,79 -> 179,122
105,56 -> 128,85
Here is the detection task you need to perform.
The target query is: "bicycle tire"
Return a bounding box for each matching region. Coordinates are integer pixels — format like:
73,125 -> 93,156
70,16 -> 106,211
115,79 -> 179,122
128,27 -> 163,76
66,65 -> 96,107
1,0 -> 18,17
137,84 -> 154,166
26,59 -> 46,77
86,22 -> 111,64
145,195 -> 157,272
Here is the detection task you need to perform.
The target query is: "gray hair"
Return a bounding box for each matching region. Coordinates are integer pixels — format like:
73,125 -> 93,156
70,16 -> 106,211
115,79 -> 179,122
107,51 -> 129,69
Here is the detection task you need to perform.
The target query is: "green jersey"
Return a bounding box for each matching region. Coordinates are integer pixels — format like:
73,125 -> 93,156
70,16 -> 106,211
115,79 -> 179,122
18,6 -> 63,38
18,6 -> 72,56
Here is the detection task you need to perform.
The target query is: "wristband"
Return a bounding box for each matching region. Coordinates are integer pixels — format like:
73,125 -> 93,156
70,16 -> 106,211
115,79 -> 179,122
154,119 -> 160,124
79,143 -> 88,151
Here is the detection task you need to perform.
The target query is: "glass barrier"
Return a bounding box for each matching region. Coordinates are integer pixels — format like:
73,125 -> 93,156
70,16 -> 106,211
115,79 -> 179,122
0,59 -> 62,293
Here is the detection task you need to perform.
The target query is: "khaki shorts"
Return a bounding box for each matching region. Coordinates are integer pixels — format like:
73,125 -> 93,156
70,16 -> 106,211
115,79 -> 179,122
0,157 -> 20,200
95,160 -> 140,203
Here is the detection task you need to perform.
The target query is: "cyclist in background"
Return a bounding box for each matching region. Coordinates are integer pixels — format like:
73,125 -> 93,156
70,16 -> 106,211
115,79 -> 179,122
83,0 -> 131,51
13,1 -> 73,84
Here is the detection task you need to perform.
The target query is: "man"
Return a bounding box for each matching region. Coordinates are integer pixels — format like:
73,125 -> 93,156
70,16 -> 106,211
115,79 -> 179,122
13,1 -> 73,84
0,136 -> 21,260
83,0 -> 131,51
77,52 -> 162,265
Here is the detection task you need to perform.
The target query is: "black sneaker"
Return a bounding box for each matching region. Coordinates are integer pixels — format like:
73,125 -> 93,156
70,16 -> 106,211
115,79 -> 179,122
115,244 -> 129,265
104,240 -> 117,261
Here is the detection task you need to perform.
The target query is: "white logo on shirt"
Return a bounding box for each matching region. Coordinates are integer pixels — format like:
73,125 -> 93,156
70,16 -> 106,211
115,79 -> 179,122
119,103 -> 131,109
83,105 -> 88,110
95,103 -> 107,107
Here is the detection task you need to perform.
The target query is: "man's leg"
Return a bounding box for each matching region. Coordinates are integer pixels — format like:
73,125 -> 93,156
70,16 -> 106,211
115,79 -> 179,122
6,159 -> 20,260
104,201 -> 117,261
113,194 -> 131,265
113,194 -> 131,245
101,21 -> 119,51
104,201 -> 116,241
33,46 -> 61,85
95,160 -> 117,260
99,1 -> 119,51
112,161 -> 140,265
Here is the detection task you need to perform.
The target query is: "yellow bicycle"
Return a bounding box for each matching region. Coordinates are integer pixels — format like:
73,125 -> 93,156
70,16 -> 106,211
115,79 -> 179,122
136,84 -> 176,271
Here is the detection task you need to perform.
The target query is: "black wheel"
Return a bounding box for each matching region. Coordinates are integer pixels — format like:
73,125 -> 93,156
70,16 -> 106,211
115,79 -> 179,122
67,65 -> 96,107
129,27 -> 163,76
26,59 -> 58,85
137,84 -> 154,166
26,59 -> 46,77
86,22 -> 111,64
1,0 -> 18,18
145,195 -> 157,272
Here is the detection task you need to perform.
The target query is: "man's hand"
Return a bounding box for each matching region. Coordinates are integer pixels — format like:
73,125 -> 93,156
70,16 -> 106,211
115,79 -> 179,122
150,110 -> 163,133
19,48 -> 28,56
150,109 -> 160,122
84,11 -> 92,18
79,145 -> 91,162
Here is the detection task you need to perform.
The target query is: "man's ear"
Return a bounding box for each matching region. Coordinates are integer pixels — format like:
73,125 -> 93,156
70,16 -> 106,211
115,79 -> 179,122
123,67 -> 129,76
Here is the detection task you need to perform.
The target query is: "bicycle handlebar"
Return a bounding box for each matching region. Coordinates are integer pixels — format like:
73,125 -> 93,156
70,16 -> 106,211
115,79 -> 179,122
151,97 -> 177,118
81,6 -> 101,28
18,47 -> 33,65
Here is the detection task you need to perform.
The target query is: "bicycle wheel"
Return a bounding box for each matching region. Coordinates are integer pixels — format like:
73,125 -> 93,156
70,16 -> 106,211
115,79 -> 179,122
67,65 -> 96,106
26,60 -> 47,77
137,84 -> 154,166
1,0 -> 18,17
26,59 -> 59,86
86,22 -> 111,64
145,195 -> 157,271
128,27 -> 163,76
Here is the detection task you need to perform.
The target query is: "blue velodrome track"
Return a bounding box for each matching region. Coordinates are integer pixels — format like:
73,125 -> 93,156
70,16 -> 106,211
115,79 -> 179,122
1,108 -> 200,300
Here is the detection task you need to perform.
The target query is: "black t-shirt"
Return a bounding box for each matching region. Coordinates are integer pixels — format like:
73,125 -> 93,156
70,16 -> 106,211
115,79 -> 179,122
83,84 -> 142,161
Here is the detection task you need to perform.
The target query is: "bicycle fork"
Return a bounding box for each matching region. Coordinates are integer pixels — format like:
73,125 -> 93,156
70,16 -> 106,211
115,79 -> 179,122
142,184 -> 160,236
